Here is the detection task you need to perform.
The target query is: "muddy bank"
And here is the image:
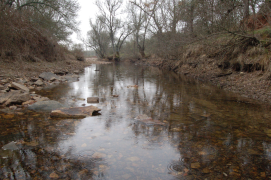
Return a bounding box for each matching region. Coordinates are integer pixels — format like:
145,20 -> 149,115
136,58 -> 271,104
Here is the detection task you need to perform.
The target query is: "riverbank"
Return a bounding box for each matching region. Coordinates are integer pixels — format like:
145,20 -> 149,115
0,58 -> 111,109
136,58 -> 271,104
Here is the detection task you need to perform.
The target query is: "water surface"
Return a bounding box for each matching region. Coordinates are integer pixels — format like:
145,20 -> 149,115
1,63 -> 271,179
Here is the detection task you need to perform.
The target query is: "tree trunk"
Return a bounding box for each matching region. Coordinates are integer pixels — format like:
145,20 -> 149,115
244,0 -> 250,19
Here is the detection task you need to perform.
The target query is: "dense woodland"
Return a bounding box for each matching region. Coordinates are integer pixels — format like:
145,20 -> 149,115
1,0 -> 271,73
0,0 -> 82,62
87,0 -> 271,73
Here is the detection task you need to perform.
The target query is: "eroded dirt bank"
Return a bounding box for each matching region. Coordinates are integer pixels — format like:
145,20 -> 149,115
136,58 -> 271,104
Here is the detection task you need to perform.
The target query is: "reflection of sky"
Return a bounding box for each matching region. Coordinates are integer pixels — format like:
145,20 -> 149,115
57,64 -> 180,179
47,63 -> 271,179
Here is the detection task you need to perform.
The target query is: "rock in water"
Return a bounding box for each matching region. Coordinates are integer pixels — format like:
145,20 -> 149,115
87,97 -> 99,103
11,82 -> 29,92
50,106 -> 101,119
2,141 -> 18,150
28,100 -> 66,112
135,114 -> 166,126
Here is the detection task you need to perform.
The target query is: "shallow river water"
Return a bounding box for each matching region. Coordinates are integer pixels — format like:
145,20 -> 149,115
1,63 -> 271,180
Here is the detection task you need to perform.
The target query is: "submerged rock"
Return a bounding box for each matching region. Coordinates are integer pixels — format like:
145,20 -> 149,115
50,105 -> 101,119
28,100 -> 66,112
135,114 -> 166,126
2,141 -> 18,150
63,74 -> 79,82
87,97 -> 99,103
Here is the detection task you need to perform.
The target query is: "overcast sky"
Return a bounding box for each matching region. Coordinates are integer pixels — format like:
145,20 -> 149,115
70,0 -> 98,44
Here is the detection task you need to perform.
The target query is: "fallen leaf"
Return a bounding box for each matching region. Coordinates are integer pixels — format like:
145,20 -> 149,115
49,172 -> 59,179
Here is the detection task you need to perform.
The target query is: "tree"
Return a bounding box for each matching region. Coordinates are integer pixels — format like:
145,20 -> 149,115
0,0 -> 79,41
95,0 -> 133,60
87,17 -> 110,58
128,0 -> 151,58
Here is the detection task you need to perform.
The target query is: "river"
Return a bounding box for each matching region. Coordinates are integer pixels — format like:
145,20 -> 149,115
1,63 -> 271,179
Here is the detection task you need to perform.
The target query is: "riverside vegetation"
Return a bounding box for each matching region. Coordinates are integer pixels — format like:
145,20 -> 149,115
1,0 -> 271,104
86,0 -> 271,104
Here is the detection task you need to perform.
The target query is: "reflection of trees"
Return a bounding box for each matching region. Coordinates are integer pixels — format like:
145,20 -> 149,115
0,112 -> 105,179
11,63 -> 271,179
0,147 -> 103,179
87,64 -> 271,179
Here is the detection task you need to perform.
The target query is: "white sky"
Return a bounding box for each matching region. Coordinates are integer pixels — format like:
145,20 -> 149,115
70,0 -> 98,45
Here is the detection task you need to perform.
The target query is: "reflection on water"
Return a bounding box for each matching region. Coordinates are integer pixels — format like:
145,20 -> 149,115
1,63 -> 271,179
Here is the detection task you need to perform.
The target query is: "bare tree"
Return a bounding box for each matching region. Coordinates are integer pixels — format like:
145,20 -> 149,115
128,0 -> 151,58
95,0 -> 133,60
87,17 -> 110,58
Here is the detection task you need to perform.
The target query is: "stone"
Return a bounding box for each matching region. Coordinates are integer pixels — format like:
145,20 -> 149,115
0,79 -> 8,84
55,71 -> 68,76
22,100 -> 35,106
0,85 -> 5,90
74,70 -> 80,74
202,168 -> 210,174
63,75 -> 79,82
87,97 -> 99,103
2,141 -> 18,150
9,106 -> 17,110
191,162 -> 201,169
28,100 -> 66,112
32,96 -> 49,102
0,91 -> 31,106
11,82 -> 29,92
34,79 -> 44,86
49,77 -> 57,82
135,114 -> 152,120
50,105 -> 101,119
49,172 -> 59,179
92,152 -> 106,158
30,77 -> 39,82
135,114 -> 166,126
17,79 -> 27,84
39,72 -> 60,81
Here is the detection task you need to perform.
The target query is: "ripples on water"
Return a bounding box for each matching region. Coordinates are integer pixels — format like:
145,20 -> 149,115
1,63 -> 271,179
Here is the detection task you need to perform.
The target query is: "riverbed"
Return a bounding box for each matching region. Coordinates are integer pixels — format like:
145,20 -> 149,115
1,63 -> 271,179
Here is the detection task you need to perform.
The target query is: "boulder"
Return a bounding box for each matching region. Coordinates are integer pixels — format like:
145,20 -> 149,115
50,106 -> 101,119
11,82 -> 29,92
87,97 -> 99,103
39,72 -> 60,81
28,100 -> 66,112
0,91 -> 31,106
